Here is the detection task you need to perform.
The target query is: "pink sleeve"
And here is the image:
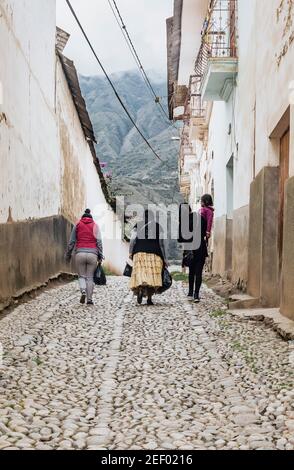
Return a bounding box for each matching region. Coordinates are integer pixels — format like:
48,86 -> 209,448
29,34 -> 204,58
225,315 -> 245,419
199,207 -> 206,217
206,210 -> 214,233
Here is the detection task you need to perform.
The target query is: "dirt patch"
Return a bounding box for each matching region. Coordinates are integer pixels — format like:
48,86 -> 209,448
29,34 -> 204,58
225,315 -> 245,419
204,273 -> 240,302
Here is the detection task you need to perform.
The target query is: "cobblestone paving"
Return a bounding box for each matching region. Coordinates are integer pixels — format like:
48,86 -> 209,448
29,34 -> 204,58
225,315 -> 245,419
0,277 -> 293,450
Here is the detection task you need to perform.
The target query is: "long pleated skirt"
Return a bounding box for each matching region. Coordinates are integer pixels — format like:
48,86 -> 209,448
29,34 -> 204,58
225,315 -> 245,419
130,252 -> 163,292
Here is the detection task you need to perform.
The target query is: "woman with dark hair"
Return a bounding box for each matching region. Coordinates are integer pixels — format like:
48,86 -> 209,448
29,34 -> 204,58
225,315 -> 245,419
180,195 -> 214,303
199,194 -> 214,240
187,212 -> 208,303
185,194 -> 214,302
129,210 -> 168,305
65,209 -> 103,306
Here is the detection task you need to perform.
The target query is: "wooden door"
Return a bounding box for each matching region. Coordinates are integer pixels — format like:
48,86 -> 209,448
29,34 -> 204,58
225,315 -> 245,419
279,128 -> 290,269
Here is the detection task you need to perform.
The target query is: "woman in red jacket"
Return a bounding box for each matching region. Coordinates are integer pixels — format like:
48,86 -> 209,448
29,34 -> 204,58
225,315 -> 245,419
65,209 -> 103,305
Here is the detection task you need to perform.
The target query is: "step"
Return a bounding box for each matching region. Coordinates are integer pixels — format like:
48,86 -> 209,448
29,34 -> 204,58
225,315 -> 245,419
228,307 -> 294,341
228,294 -> 260,310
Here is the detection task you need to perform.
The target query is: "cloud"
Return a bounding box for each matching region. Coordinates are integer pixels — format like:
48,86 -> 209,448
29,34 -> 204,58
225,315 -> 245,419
56,0 -> 173,76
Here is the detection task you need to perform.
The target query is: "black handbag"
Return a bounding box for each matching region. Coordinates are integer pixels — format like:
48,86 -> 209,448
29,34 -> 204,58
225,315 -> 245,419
158,268 -> 172,294
182,251 -> 194,268
123,263 -> 133,277
94,264 -> 107,285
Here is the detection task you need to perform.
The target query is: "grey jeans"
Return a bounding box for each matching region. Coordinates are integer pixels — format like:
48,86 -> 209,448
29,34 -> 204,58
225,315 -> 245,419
75,252 -> 97,301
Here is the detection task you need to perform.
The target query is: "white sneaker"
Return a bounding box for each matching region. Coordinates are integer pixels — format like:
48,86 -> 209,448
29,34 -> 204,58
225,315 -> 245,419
187,295 -> 194,301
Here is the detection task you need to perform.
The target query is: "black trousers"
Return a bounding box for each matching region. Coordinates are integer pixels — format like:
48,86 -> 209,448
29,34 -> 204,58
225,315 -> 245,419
188,256 -> 206,298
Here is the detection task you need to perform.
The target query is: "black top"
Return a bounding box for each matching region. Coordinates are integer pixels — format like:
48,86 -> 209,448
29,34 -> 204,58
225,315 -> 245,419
180,210 -> 208,260
193,215 -> 208,260
132,220 -> 165,260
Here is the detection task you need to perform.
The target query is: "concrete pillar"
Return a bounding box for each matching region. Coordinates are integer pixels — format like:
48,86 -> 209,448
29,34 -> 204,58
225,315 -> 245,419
247,167 -> 280,307
280,104 -> 294,319
232,205 -> 249,289
289,104 -> 294,176
280,177 -> 294,319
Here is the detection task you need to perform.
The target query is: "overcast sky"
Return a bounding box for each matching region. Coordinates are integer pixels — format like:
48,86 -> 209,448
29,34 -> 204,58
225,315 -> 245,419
56,0 -> 173,77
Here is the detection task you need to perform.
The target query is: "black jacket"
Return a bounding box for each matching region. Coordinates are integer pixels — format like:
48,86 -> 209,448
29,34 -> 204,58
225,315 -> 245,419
129,220 -> 167,262
181,211 -> 208,260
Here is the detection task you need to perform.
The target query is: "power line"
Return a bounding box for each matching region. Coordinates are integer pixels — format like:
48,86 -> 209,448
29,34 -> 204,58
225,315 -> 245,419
106,0 -> 155,102
65,0 -> 161,161
108,0 -> 179,132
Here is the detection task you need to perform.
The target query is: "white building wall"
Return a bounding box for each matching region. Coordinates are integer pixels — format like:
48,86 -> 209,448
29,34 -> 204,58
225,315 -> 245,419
178,0 -> 209,85
0,0 -> 128,278
0,0 -> 60,223
233,0 -> 256,209
208,99 -> 233,218
254,0 -> 293,171
200,0 -> 294,215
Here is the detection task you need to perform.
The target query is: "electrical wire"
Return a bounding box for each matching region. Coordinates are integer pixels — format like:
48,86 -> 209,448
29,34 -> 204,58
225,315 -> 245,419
106,0 -> 155,103
65,0 -> 161,160
108,0 -> 179,133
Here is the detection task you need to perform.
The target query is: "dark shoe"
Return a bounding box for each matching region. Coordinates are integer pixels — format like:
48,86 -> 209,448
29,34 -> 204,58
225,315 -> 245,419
80,291 -> 86,304
87,300 -> 94,306
137,290 -> 143,305
194,297 -> 200,303
147,298 -> 154,306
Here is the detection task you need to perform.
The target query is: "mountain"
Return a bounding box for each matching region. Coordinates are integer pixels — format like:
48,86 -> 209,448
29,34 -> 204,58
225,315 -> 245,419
80,70 -> 183,260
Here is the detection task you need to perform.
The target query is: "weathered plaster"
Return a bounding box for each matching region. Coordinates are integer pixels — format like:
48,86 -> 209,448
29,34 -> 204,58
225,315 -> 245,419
212,215 -> 232,278
280,176 -> 294,320
0,0 -> 129,302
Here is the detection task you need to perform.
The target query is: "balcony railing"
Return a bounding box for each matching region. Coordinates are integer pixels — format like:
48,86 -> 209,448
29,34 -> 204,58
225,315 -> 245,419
189,75 -> 205,118
182,75 -> 205,121
201,0 -> 237,59
194,0 -> 238,101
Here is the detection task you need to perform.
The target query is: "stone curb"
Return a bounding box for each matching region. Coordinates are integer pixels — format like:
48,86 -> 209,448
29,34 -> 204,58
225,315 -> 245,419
228,308 -> 294,341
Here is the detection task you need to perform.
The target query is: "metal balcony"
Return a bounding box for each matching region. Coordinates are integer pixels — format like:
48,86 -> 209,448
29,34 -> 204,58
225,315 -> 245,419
195,0 -> 238,102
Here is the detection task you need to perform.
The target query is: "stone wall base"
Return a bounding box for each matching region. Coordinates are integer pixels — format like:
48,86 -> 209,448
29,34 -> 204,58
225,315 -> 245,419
232,205 -> 249,289
280,176 -> 294,320
0,215 -> 73,304
247,167 -> 280,307
212,215 -> 232,278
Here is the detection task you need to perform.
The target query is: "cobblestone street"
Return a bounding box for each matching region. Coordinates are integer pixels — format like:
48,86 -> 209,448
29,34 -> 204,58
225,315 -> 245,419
0,278 -> 293,451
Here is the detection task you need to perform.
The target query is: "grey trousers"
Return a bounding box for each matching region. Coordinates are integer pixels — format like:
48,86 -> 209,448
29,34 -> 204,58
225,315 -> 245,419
75,252 -> 97,301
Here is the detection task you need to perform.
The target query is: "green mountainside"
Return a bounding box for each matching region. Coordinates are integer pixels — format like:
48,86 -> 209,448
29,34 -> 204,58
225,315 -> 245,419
80,71 -> 183,260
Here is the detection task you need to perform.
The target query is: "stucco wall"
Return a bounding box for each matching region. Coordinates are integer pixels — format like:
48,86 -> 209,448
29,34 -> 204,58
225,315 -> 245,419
0,0 -> 128,303
193,0 -> 293,215
281,176 -> 294,320
255,0 -> 294,171
212,215 -> 232,277
232,205 -> 249,287
208,98 -> 234,218
178,0 -> 209,85
0,216 -> 72,304
0,0 -> 60,223
247,168 -> 280,306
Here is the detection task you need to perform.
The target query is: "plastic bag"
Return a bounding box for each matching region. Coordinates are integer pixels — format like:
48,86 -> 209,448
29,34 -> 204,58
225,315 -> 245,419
94,264 -> 107,286
123,263 -> 133,277
158,268 -> 172,294
182,251 -> 194,268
